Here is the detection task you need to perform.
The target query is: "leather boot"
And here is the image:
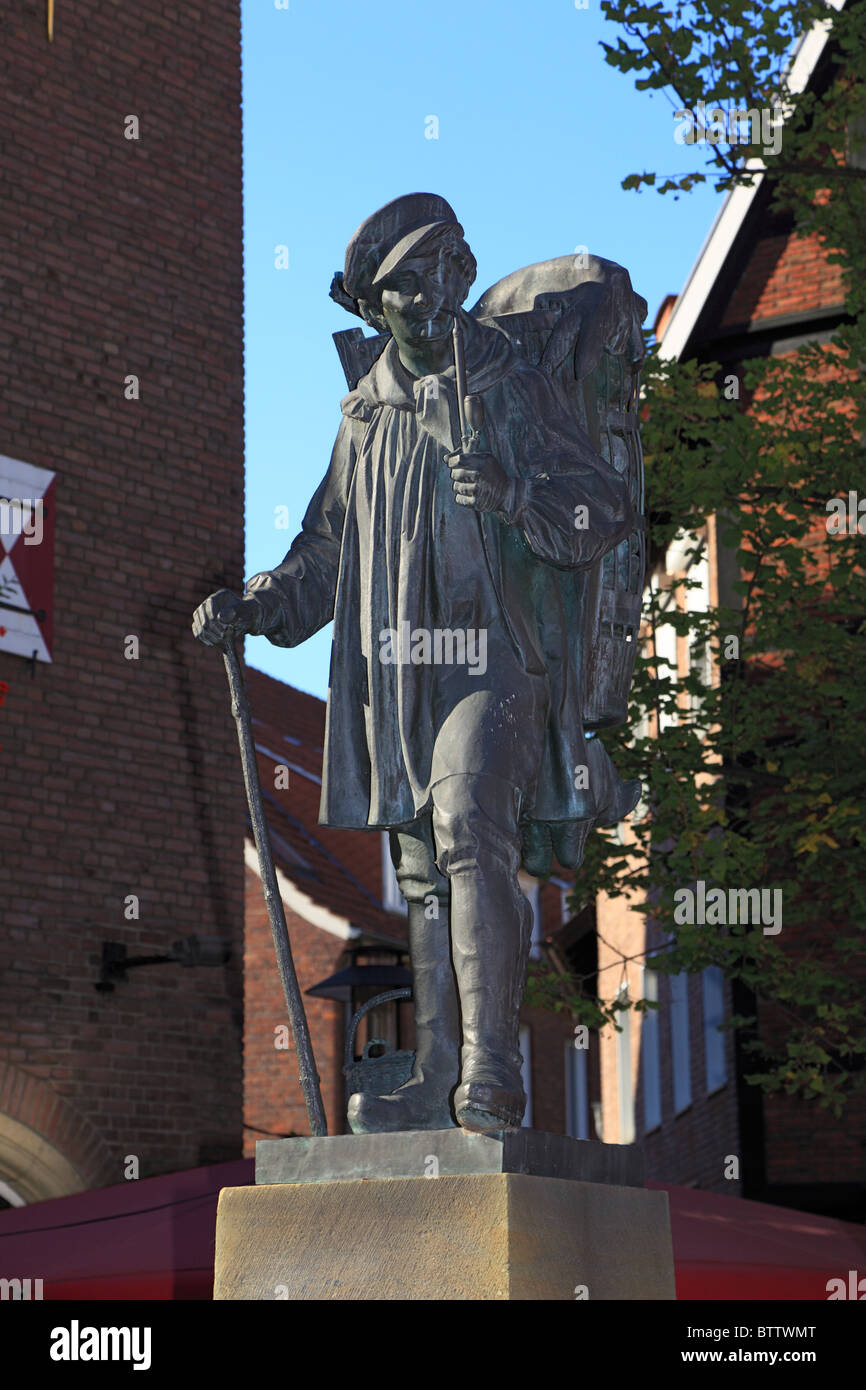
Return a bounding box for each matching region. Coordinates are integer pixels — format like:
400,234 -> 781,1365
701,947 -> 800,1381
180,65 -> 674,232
432,772 -> 532,1133
450,874 -> 532,1131
347,898 -> 460,1133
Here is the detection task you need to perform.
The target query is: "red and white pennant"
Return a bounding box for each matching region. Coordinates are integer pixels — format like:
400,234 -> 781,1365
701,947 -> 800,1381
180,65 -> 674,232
0,454 -> 55,664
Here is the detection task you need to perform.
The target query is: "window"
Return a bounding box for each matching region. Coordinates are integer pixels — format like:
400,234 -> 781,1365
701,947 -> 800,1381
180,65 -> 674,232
615,984 -> 635,1143
518,874 -> 543,959
565,1038 -> 590,1139
519,1024 -> 533,1128
652,600 -> 678,732
847,114 -> 866,170
671,971 -> 692,1113
380,833 -> 408,915
641,964 -> 661,1132
686,549 -> 712,718
702,966 -> 728,1093
653,530 -> 712,730
561,885 -> 570,924
0,1180 -> 25,1210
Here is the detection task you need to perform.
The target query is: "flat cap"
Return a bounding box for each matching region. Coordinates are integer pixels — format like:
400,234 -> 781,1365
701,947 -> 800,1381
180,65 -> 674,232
341,193 -> 462,303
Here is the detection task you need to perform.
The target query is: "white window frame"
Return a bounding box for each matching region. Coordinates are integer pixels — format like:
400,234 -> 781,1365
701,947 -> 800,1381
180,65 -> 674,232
671,971 -> 692,1114
651,592 -> 678,732
549,875 -> 572,926
518,873 -> 543,959
565,1038 -> 590,1140
380,833 -> 408,915
519,1023 -> 532,1128
641,963 -> 662,1132
702,965 -> 728,1093
685,547 -> 712,719
615,984 -> 635,1143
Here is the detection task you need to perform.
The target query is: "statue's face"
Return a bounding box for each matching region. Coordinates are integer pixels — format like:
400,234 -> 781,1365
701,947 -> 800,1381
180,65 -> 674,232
377,239 -> 465,345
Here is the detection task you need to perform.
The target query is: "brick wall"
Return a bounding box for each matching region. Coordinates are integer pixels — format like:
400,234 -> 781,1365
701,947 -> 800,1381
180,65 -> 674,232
244,865 -> 347,1146
758,995 -> 865,1191
722,230 -> 845,327
0,1 -> 245,1190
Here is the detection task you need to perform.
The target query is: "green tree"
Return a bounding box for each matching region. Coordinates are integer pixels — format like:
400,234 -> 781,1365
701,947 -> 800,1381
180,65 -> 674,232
526,0 -> 866,1116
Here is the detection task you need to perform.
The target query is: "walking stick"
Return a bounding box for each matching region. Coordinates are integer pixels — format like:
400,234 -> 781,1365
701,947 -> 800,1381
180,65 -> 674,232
221,635 -> 328,1137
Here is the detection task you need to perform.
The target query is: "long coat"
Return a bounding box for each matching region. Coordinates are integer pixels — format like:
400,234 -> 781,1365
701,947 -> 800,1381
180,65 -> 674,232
246,309 -> 639,866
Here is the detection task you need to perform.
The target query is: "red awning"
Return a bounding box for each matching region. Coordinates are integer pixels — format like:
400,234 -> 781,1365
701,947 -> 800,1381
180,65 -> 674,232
648,1179 -> 866,1300
1,1161 -> 863,1300
0,1158 -> 253,1301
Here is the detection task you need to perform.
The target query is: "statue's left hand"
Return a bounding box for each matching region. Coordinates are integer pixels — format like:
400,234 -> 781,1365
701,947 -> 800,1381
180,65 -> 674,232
446,450 -> 516,517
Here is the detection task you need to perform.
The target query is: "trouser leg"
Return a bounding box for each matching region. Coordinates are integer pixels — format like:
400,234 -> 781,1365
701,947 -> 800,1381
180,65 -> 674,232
346,818 -> 460,1134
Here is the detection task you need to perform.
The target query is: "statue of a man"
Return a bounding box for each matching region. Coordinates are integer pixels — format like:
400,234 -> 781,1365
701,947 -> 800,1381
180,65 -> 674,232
193,193 -> 640,1135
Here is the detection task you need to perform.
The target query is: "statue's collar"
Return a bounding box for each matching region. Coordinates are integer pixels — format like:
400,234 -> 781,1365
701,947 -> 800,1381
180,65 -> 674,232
357,310 -> 514,411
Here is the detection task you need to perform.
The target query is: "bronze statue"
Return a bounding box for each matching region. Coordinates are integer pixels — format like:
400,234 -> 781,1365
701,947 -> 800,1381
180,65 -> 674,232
193,194 -> 645,1136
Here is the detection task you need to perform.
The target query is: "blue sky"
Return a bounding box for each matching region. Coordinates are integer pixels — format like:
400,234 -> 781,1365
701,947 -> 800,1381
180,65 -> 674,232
240,0 -> 720,699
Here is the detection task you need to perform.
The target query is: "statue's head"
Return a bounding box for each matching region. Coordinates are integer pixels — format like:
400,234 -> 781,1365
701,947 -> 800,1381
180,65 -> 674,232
330,193 -> 477,343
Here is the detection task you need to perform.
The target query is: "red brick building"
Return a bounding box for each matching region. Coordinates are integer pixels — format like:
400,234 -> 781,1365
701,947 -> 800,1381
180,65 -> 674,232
0,1 -> 246,1203
595,20 -> 865,1219
241,665 -> 578,1144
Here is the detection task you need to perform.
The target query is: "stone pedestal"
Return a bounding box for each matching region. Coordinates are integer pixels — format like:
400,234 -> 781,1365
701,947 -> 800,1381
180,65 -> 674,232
213,1130 -> 676,1301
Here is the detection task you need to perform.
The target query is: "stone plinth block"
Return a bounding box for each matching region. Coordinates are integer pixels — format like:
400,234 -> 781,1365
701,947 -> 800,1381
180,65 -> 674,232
213,1174 -> 676,1301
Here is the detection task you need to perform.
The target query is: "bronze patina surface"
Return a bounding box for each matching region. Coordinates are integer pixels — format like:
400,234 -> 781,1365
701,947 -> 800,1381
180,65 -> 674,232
193,194 -> 645,1137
